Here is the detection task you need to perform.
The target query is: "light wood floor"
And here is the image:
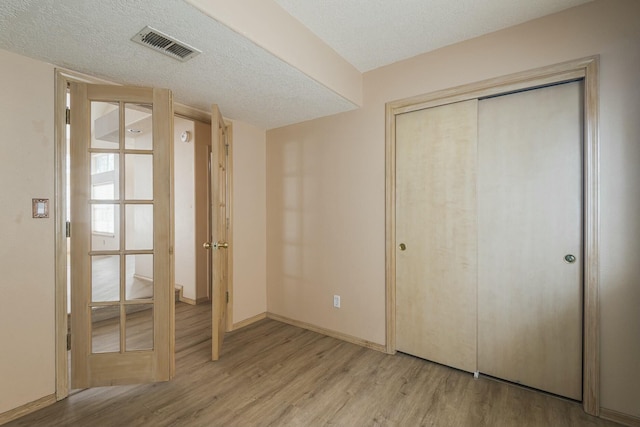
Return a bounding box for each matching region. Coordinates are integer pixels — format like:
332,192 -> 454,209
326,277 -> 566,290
8,302 -> 619,427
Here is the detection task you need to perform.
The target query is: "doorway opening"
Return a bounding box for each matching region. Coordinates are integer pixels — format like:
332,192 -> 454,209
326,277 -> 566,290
56,70 -> 233,398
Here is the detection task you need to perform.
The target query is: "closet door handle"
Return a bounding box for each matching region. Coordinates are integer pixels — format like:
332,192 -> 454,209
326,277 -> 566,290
399,243 -> 407,251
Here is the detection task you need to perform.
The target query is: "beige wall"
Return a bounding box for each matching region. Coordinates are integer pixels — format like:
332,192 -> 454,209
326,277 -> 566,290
266,0 -> 640,418
174,117 -> 197,299
0,51 -> 268,415
1,0 -> 637,419
231,120 -> 267,325
0,49 -> 56,413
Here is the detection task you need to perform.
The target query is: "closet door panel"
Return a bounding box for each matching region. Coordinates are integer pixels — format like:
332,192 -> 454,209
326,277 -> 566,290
396,99 -> 478,373
477,81 -> 583,400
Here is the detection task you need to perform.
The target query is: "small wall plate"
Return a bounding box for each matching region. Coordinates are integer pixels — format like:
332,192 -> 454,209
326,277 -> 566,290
32,198 -> 49,218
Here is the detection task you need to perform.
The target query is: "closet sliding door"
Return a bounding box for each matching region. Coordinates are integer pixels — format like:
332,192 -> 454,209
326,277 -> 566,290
395,100 -> 478,373
477,81 -> 584,400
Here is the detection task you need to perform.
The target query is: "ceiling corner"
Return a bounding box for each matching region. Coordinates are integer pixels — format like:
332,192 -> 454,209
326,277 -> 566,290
184,0 -> 363,107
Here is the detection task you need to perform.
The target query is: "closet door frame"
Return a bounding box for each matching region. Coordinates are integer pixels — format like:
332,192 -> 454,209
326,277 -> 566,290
385,56 -> 600,416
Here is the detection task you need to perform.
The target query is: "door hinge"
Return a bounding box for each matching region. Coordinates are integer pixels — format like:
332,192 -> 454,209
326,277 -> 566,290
66,332 -> 71,351
66,221 -> 71,238
226,217 -> 230,230
65,108 -> 70,125
226,291 -> 229,304
225,144 -> 229,156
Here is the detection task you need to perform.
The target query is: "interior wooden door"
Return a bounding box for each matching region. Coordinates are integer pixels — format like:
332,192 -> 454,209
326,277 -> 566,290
194,120 -> 213,302
395,99 -> 478,373
477,81 -> 583,400
70,83 -> 174,388
210,105 -> 230,361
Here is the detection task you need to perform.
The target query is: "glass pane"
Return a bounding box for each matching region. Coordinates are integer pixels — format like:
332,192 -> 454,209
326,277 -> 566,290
125,305 -> 153,351
91,305 -> 120,353
125,103 -> 153,150
92,101 -> 119,149
125,204 -> 153,250
126,254 -> 153,300
91,204 -> 120,251
92,255 -> 120,302
91,153 -> 119,200
125,154 -> 153,200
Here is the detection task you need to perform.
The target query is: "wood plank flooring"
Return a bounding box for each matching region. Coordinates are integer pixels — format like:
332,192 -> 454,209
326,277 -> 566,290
7,303 -> 619,427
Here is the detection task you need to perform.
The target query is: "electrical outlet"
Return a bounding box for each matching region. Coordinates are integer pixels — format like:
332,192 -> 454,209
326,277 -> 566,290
333,295 -> 341,308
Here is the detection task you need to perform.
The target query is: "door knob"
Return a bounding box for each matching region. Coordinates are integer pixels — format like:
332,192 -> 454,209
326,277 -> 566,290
203,242 -> 212,250
214,241 -> 229,249
564,254 -> 576,263
399,243 -> 406,251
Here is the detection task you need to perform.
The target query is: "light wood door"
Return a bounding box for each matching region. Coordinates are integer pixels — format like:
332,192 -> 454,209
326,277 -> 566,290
477,81 -> 583,400
210,105 -> 230,361
70,83 -> 174,388
194,120 -> 213,302
395,99 -> 478,373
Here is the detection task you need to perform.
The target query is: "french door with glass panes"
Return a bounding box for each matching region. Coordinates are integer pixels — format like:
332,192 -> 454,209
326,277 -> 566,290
70,83 -> 174,388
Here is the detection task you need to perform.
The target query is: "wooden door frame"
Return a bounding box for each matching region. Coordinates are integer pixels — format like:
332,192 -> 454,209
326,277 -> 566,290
55,69 -> 115,400
189,109 -> 234,328
385,56 -> 600,415
54,69 -> 234,400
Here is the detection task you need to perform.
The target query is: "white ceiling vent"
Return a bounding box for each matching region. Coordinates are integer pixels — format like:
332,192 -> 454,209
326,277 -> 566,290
131,26 -> 201,62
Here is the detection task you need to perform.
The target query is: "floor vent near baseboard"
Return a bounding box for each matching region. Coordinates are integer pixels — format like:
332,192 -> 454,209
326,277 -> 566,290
131,26 -> 201,62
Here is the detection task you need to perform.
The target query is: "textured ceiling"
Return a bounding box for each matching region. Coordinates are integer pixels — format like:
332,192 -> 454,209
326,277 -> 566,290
274,0 -> 592,72
0,0 -> 356,129
0,0 -> 592,129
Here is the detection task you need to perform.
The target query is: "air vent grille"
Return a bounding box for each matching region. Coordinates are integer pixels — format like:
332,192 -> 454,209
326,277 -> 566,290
131,26 -> 201,62
142,32 -> 173,50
